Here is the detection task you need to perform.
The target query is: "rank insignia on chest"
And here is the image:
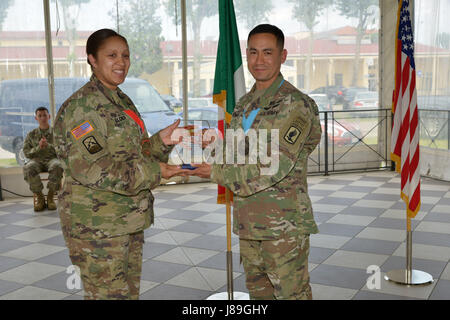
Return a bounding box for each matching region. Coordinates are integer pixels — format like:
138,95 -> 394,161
82,136 -> 103,154
284,126 -> 301,145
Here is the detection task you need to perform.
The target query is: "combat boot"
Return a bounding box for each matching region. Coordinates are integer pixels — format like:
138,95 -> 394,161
47,189 -> 57,211
34,192 -> 46,212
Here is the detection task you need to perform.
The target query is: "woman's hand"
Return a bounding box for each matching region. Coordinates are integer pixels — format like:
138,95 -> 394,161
159,119 -> 184,146
159,163 -> 191,179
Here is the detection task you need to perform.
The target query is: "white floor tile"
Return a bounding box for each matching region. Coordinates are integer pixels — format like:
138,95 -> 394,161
313,204 -> 347,214
415,221 -> 450,235
356,227 -> 406,242
380,209 -> 427,221
173,195 -> 215,203
13,216 -> 60,228
309,184 -> 344,191
327,214 -> 376,226
0,262 -> 65,285
431,205 -> 450,214
393,243 -> 450,262
7,228 -> 61,242
184,203 -> 224,212
0,286 -> 70,300
1,243 -> 65,261
157,217 -> 187,230
322,250 -> 389,270
353,199 -> 396,209
194,213 -> 226,224
310,234 -> 351,249
311,283 -> 357,300
350,181 -> 385,187
328,191 -> 367,199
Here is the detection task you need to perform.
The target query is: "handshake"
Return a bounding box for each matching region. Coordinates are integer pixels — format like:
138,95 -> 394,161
157,119 -> 215,180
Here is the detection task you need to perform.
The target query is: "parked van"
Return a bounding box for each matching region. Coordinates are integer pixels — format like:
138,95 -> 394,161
0,77 -> 179,165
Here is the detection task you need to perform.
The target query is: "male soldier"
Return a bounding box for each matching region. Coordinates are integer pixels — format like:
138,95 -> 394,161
23,107 -> 63,211
191,24 -> 322,299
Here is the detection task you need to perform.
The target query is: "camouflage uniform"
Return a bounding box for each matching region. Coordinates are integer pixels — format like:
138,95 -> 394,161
53,74 -> 172,300
211,74 -> 322,300
22,127 -> 63,193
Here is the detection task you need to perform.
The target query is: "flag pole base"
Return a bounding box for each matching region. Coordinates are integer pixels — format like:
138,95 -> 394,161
206,292 -> 249,300
384,269 -> 433,285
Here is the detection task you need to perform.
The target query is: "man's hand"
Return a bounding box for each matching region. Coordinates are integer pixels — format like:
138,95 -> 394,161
159,163 -> 191,179
39,137 -> 48,149
159,119 -> 185,146
188,163 -> 212,179
200,128 -> 216,149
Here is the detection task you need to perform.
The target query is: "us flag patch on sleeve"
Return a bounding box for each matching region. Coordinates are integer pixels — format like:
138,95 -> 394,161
71,121 -> 94,140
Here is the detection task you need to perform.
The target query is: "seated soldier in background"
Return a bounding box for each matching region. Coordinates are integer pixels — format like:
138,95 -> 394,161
23,107 -> 63,211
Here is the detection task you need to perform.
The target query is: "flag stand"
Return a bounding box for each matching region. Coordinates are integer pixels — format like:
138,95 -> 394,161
207,189 -> 249,300
384,217 -> 433,285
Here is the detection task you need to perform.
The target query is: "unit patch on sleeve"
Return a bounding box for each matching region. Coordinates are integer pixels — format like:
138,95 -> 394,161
284,126 -> 302,145
82,136 -> 103,154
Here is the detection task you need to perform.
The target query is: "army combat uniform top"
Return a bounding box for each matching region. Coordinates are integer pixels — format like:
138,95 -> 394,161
23,127 -> 58,163
211,74 -> 322,240
53,74 -> 172,240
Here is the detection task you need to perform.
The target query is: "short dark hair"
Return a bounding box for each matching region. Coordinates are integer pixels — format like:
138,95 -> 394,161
86,28 -> 128,67
35,106 -> 49,115
248,24 -> 285,50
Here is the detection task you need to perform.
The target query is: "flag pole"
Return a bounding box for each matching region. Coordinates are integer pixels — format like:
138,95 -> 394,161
384,204 -> 433,285
225,187 -> 234,300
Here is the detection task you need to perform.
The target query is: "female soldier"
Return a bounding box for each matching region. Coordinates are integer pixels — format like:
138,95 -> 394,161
53,29 -> 188,300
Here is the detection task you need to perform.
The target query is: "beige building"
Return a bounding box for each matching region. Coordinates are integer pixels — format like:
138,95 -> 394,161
1,27 -> 449,99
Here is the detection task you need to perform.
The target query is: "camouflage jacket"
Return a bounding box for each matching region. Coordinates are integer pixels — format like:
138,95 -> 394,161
23,127 -> 57,163
53,74 -> 172,240
211,74 -> 322,240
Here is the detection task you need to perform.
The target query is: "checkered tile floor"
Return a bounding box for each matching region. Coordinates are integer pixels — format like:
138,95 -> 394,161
1,171 -> 450,300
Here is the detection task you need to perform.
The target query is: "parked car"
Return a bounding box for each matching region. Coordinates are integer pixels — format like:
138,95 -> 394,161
310,85 -> 347,105
347,91 -> 379,118
0,78 -> 86,165
343,87 -> 369,110
189,97 -> 216,108
0,77 -> 179,165
351,91 -> 379,109
310,94 -> 331,111
177,107 -> 218,129
161,94 -> 182,113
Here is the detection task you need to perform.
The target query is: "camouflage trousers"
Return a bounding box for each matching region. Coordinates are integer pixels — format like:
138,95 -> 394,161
239,234 -> 312,300
65,231 -> 144,300
23,159 -> 63,193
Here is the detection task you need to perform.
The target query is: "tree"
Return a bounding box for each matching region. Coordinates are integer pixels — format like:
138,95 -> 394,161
288,0 -> 332,92
0,0 -> 14,32
165,0 -> 217,97
111,0 -> 163,77
234,0 -> 273,31
52,0 -> 90,77
335,0 -> 378,86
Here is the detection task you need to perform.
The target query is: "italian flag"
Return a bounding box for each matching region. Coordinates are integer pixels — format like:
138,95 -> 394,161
213,0 -> 246,204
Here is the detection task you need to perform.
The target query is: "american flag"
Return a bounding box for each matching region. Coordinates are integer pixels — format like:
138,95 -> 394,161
391,0 -> 421,219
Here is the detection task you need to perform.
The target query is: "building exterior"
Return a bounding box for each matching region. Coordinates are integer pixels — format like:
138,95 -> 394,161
1,27 -> 449,99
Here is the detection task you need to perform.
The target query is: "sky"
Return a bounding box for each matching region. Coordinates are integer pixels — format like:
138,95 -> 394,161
2,0 -> 449,44
2,0 -> 353,39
